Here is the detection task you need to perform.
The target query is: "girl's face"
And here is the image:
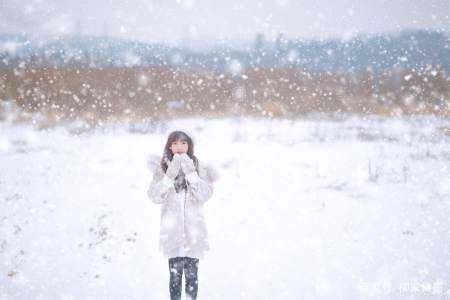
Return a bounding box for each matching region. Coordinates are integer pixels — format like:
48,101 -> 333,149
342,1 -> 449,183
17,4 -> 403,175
169,139 -> 189,155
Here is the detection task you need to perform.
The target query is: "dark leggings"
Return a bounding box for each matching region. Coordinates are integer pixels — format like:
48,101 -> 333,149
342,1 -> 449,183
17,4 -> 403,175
168,256 -> 199,300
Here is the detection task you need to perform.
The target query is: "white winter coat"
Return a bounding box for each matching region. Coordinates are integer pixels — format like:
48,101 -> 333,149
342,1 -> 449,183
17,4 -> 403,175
147,155 -> 218,259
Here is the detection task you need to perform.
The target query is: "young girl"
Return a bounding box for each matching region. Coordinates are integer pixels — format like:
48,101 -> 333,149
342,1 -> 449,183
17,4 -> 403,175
147,130 -> 218,300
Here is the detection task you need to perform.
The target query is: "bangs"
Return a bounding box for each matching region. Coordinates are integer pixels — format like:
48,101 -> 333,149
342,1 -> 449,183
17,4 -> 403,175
167,130 -> 192,146
172,132 -> 190,142
176,136 -> 189,142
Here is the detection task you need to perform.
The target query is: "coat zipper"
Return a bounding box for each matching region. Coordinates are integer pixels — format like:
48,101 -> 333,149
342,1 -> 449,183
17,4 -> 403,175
183,190 -> 187,254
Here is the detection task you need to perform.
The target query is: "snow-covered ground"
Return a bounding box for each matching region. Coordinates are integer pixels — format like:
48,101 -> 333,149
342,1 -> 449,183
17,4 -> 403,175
1,115 -> 450,299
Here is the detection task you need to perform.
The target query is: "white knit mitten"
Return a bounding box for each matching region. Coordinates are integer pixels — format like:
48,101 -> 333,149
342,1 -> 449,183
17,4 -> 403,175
165,154 -> 182,180
180,153 -> 196,174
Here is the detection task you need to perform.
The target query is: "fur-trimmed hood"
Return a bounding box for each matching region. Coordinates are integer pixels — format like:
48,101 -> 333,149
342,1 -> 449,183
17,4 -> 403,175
146,154 -> 219,183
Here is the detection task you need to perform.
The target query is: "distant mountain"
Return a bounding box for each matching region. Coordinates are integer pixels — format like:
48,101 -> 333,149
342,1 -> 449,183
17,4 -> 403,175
0,29 -> 449,73
0,35 -> 185,68
280,29 -> 450,73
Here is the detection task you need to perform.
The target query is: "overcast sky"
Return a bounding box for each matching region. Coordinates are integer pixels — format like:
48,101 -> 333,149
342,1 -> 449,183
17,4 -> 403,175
1,0 -> 449,46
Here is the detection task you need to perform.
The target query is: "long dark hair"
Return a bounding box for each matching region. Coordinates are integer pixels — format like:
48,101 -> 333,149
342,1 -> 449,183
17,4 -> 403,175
161,131 -> 199,174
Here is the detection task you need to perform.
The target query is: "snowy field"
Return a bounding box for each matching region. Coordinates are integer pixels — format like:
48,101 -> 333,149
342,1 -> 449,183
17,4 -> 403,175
1,115 -> 450,300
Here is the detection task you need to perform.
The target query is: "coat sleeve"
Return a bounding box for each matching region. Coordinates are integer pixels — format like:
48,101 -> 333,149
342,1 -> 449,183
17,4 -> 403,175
185,166 -> 214,204
147,166 -> 175,204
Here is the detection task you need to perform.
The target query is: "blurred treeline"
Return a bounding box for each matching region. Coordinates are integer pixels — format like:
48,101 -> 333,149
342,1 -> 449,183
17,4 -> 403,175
0,65 -> 449,124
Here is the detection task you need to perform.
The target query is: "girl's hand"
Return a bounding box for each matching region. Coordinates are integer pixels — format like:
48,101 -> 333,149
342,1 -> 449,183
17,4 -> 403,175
180,153 -> 196,174
165,154 -> 182,179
